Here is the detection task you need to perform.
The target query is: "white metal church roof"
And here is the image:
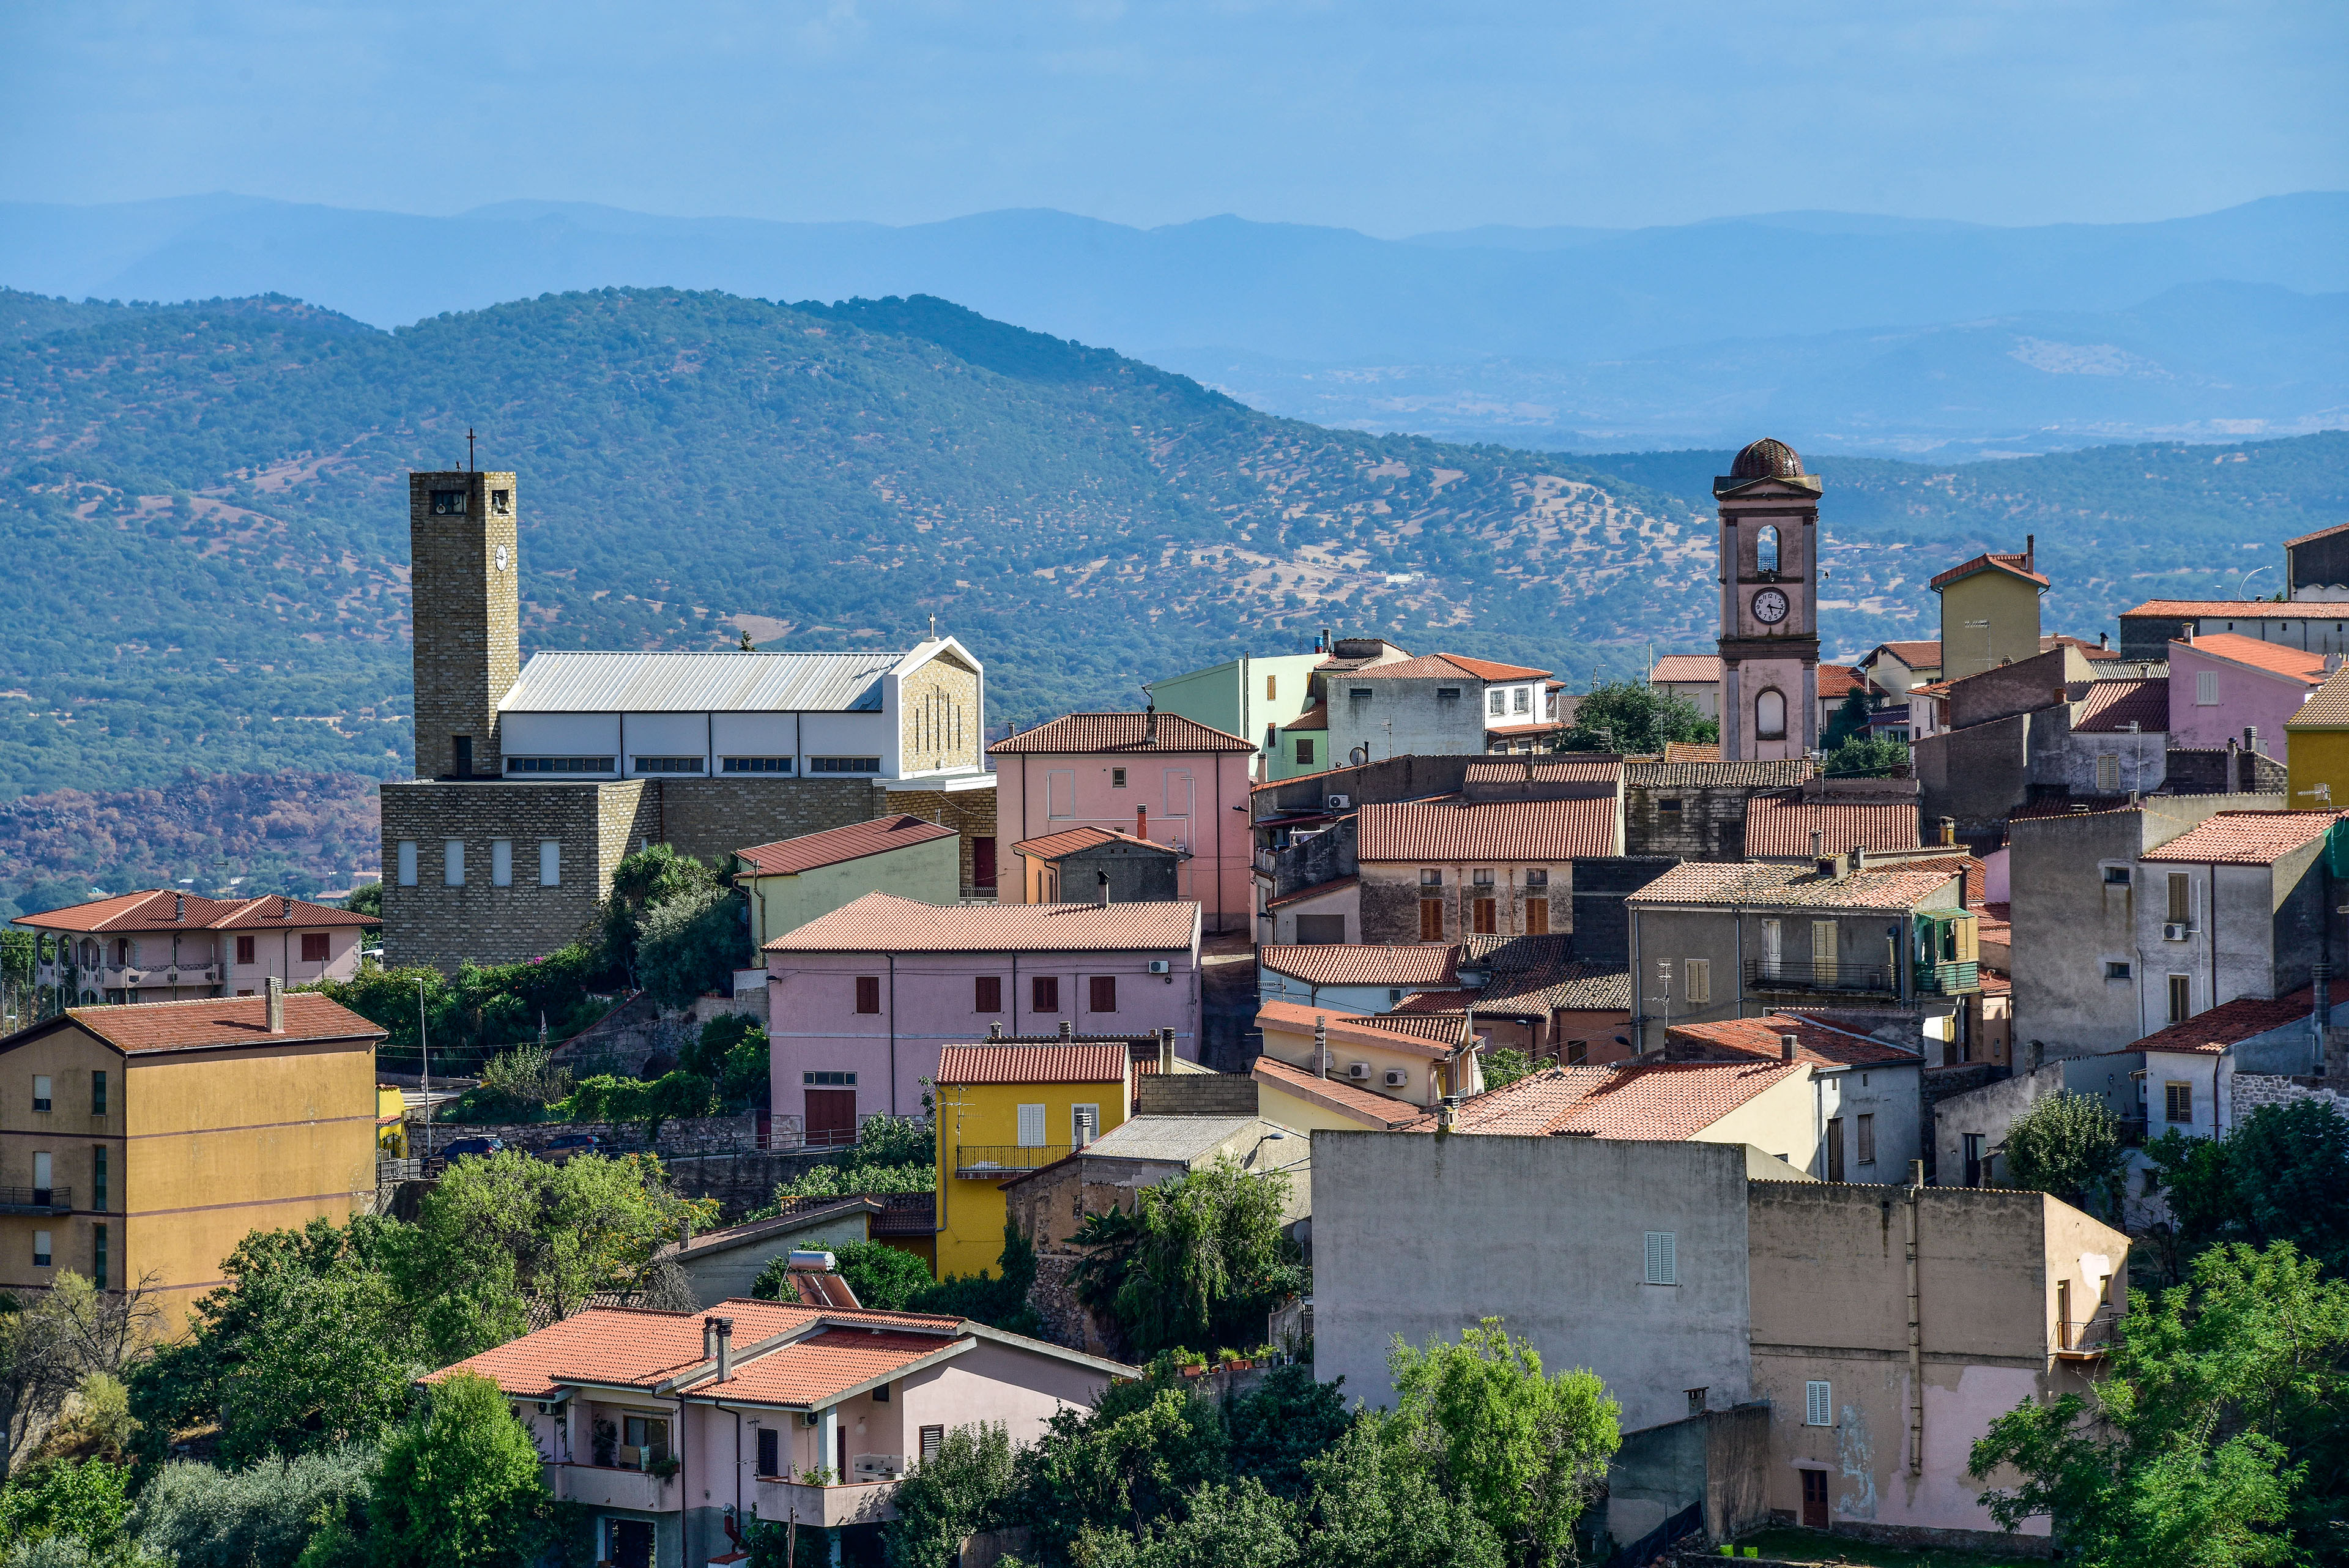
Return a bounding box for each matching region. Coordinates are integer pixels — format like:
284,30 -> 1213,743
500,650 -> 899,713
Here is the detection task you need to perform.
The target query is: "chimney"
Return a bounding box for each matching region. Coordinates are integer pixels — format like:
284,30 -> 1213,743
1436,1095 -> 1457,1132
1937,817 -> 1956,847
2024,533 -> 2034,570
988,1020 -> 1003,1039
1159,1027 -> 1175,1077
1320,625 -> 1332,653
265,976 -> 284,1034
1136,803 -> 1148,840
1780,1033 -> 1798,1061
1315,1015 -> 1330,1078
714,1317 -> 734,1382
703,1317 -> 719,1363
174,893 -> 185,921
1059,1019 -> 1072,1040
1850,845 -> 1868,874
281,896 -> 292,920
2225,736 -> 2238,794
2098,631 -> 2109,650
1096,869 -> 1111,908
1145,705 -> 1158,746
2244,726 -> 2260,756
1809,830 -> 1824,860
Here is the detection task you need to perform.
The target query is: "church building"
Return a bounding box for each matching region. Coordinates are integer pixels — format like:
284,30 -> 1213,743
1715,440 -> 1824,762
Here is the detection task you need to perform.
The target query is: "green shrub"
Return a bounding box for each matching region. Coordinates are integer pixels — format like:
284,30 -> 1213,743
133,1446 -> 377,1568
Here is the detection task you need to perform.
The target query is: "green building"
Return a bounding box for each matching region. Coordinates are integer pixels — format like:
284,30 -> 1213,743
1148,637 -> 1412,781
737,815 -> 963,948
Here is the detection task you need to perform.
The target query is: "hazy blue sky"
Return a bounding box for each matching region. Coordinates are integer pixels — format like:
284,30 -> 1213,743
4,1 -> 2340,234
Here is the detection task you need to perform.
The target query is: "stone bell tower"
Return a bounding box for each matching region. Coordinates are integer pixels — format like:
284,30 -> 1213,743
409,469 -> 520,780
1714,439 -> 1822,762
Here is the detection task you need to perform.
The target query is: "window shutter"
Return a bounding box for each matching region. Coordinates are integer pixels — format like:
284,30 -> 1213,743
1644,1231 -> 1676,1286
921,1425 -> 945,1464
1806,1380 -> 1832,1427
2196,669 -> 2219,705
1017,1104 -> 1047,1147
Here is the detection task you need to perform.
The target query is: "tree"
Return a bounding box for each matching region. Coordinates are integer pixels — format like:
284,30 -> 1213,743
132,1444 -> 377,1568
1069,1159 -> 1302,1358
1970,1241 -> 2349,1565
881,1422 -> 1013,1568
685,1015 -> 771,1109
1223,1365 -> 1353,1503
1824,686 -> 1874,749
1299,1421 -> 1502,1568
1823,734 -> 1910,778
1069,1477 -> 1299,1568
756,1242 -> 933,1312
1,1273 -> 163,1478
595,845 -> 719,981
1479,1049 -> 1535,1091
2001,1092 -> 2128,1221
1382,1320 -> 1619,1565
634,885 -> 748,1010
1556,682 -> 1716,754
1007,1381 -> 1231,1559
0,1457 -> 136,1564
341,884 -> 383,919
2145,1101 -> 2349,1279
564,1071 -> 717,1147
365,1372 -> 554,1568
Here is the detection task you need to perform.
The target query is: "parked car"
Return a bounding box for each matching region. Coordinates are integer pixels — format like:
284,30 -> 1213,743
437,1134 -> 505,1161
540,1131 -> 601,1161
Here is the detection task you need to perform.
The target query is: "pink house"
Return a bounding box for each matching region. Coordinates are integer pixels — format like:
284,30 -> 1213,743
989,713 -> 1256,932
761,891 -> 1202,1140
2169,633 -> 2326,752
13,890 -> 380,1006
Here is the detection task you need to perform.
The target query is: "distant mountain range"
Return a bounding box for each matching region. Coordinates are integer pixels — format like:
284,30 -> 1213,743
4,193 -> 2343,456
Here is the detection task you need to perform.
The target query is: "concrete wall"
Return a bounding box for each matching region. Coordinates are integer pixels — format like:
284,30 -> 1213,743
2133,839 -> 2328,1028
1252,753 -> 1483,817
1328,675 -> 1491,764
744,837 -> 963,949
1570,856 -> 1679,965
1149,652 -> 1324,778
1948,647 -> 2090,732
1031,841 -> 1180,907
1938,570 -> 2043,684
1311,1131 -> 1756,1435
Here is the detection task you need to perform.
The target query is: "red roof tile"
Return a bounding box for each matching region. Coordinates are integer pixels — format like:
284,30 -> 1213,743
764,891 -> 1197,954
2139,811 -> 2343,866
990,713 -> 1254,754
1357,798 -> 1619,861
1250,1054 -> 1425,1128
1264,875 -> 1358,910
1461,758 -> 1624,784
2173,632 -> 2328,685
1931,551 -> 2048,592
2123,600 -> 2349,620
1626,759 -> 1815,789
1342,653 -> 1551,683
2043,635 -> 2123,662
2073,678 -> 2170,734
1662,741 -> 1722,763
700,1328 -> 957,1407
1255,998 -> 1464,1058
1258,942 -> 1456,989
1666,1013 -> 1923,1068
1649,654 -> 1723,683
1011,826 -> 1175,861
1631,860 -> 1958,911
1744,797 -> 1922,857
935,1043 -> 1132,1085
737,816 -> 960,876
1868,853 -> 1987,906
1281,704 -> 1329,732
2287,521 -> 2349,549
1818,664 -> 1864,699
2127,988 -> 2317,1057
13,992 -> 387,1057
1402,1060 -> 1805,1139
12,890 -> 380,934
1866,641 -> 1943,669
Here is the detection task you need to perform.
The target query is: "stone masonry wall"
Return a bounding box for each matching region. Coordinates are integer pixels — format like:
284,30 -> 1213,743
2233,1074 -> 2349,1121
381,780 -> 617,969
1626,785 -> 1751,860
654,776 -> 892,865
409,471 -> 520,780
885,782 -> 1001,896
897,648 -> 984,777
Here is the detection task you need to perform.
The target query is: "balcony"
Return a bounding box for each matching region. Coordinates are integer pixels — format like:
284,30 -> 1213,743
952,1144 -> 1072,1179
42,964 -> 219,990
1915,960 -> 1980,996
551,1462 -> 678,1512
0,1187 -> 72,1216
2055,1306 -> 2123,1361
1745,961 -> 1898,999
751,1476 -> 902,1529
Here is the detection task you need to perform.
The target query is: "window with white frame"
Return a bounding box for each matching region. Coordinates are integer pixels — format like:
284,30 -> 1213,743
2195,670 -> 2219,705
1805,1380 -> 1833,1426
1644,1231 -> 1677,1286
539,841 -> 561,886
1488,688 -> 1507,716
1016,1104 -> 1047,1147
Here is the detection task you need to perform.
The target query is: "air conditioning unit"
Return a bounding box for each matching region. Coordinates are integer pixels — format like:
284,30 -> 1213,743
1326,793 -> 1351,810
1347,1061 -> 1372,1081
2163,923 -> 2190,942
1383,1068 -> 1409,1089
1148,960 -> 1171,975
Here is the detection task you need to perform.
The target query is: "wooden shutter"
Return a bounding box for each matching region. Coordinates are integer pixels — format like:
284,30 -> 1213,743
855,976 -> 882,1014
1811,920 -> 1838,985
1644,1230 -> 1676,1285
974,975 -> 1002,1013
1017,1104 -> 1047,1146
1524,897 -> 1549,935
1089,975 -> 1118,1014
1420,900 -> 1444,940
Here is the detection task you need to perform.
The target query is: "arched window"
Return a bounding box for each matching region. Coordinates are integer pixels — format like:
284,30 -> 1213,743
1756,688 -> 1788,741
1756,525 -> 1781,574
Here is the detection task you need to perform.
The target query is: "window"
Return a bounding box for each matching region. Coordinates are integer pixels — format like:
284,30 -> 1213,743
2105,960 -> 2132,981
90,1072 -> 105,1117
1488,689 -> 1507,716
1756,524 -> 1781,574
489,839 -> 513,888
1525,897 -> 1549,935
1472,868 -> 1494,887
757,1428 -> 782,1477
2168,975 -> 2192,1024
452,736 -> 473,777
31,1076 -> 51,1113
1349,687 -> 1372,701
872,1380 -> 891,1403
1111,767 -> 1127,789
975,976 -> 1003,1013
2195,669 -> 2220,705
2165,1081 -> 2193,1123
1420,868 -> 1442,886
444,840 -> 465,886
1687,1388 -> 1709,1416
2168,874 -> 2190,924
1089,975 -> 1118,1014
1805,1380 -> 1833,1427
429,488 -> 467,516
855,976 -> 882,1014
721,756 -> 794,773
1472,899 -> 1496,934
1962,1132 -> 1986,1187
622,1415 -> 670,1465
397,841 -> 418,886
508,756 -> 615,773
491,489 -> 511,514
1420,901 -> 1445,940
1032,975 -> 1061,1013
921,1426 -> 945,1465
31,1232 -> 51,1268
1513,687 -> 1530,715
1266,674 -> 1278,700
1826,1117 -> 1845,1181
1436,687 -> 1461,702
633,756 -> 707,774
1811,920 -> 1838,985
1017,1104 -> 1047,1147
1644,1231 -> 1677,1286
809,756 -> 881,774
1857,1114 -> 1876,1165
300,933 -> 330,964
2096,752 -> 2120,792
92,1145 -> 107,1211
1660,798 -> 1683,816
2102,864 -> 2132,885
1566,1041 -> 1587,1066
1072,1104 -> 1100,1146
91,1223 -> 106,1290
1756,688 -> 1788,741
540,841 -> 561,886
1685,959 -> 1711,1005
32,1153 -> 50,1199
1293,738 -> 1315,767
236,934 -> 257,966
803,1071 -> 858,1087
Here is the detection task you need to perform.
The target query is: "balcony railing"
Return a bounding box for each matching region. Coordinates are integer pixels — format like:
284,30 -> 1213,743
953,1144 -> 1073,1178
42,964 -> 220,988
751,1476 -> 902,1529
2057,1307 -> 2123,1358
0,1187 -> 72,1215
1745,961 -> 1897,997
1915,960 -> 1980,996
551,1462 -> 677,1512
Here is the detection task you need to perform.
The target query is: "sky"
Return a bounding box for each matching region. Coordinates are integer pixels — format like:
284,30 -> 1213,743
1,1 -> 2341,235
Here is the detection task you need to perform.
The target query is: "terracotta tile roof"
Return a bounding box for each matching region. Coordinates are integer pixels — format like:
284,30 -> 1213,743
2287,521 -> 2349,548
657,1199 -> 887,1264
1869,854 -> 1986,906
1251,1053 -> 1427,1128
1931,551 -> 2048,592
1978,973 -> 2013,995
1628,861 -> 1958,911
1979,901 -> 2011,924
2126,987 -> 2317,1057
700,1328 -> 956,1407
1626,759 -> 1814,789
1666,1012 -> 1923,1067
1744,797 -> 1922,857
1258,942 -> 1456,989
1341,653 -> 1551,683
1818,664 -> 1863,699
1649,654 -> 1723,683
1461,758 -> 1624,784
12,890 -> 379,934
737,816 -> 960,877
763,891 -> 1197,954
1401,1060 -> 1805,1139
1264,875 -> 1358,910
2293,667 -> 2349,728
935,1042 -> 1132,1085
2139,811 -> 2343,866
1393,964 -> 1632,1019
1281,704 -> 1329,732
990,712 -> 1254,754
1485,719 -> 1565,737
2121,600 -> 2349,620
1010,825 -> 1174,861
2175,633 -> 2328,686
15,992 -> 387,1057
1357,798 -> 1619,861
2043,635 -> 2123,662
2005,797 -> 2135,822
1256,998 -> 1464,1058
2073,678 -> 2170,734
1867,641 -> 1943,669
1662,741 -> 1721,763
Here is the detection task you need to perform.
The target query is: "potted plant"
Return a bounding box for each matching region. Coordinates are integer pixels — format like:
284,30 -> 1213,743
650,1452 -> 681,1481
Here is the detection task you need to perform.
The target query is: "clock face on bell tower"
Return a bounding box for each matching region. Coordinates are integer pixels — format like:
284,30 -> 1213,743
1751,587 -> 1789,625
1712,437 -> 1824,762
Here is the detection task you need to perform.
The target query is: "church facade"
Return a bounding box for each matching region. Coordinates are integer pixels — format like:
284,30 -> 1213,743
1714,440 -> 1824,763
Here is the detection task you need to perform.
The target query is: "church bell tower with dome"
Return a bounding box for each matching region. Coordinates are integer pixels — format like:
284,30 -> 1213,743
1714,438 -> 1822,762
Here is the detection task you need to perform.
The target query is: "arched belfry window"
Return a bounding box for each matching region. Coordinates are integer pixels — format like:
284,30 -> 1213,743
1756,525 -> 1781,574
1756,688 -> 1788,741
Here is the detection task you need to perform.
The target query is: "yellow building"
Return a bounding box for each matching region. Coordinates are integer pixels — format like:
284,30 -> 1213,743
2287,667 -> 2349,811
0,982 -> 384,1326
1931,542 -> 2046,682
932,1041 -> 1138,1277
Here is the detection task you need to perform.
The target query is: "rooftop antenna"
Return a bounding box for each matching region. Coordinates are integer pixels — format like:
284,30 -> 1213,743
466,428 -> 476,473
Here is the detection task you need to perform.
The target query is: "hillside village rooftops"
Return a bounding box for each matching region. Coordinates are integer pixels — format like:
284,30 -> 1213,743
2173,632 -> 2329,685
935,1043 -> 1134,1085
1357,797 -> 1619,861
13,890 -> 380,934
1,992 -> 387,1058
763,891 -> 1199,954
1400,1060 -> 1806,1139
1460,758 -> 1624,785
1256,997 -> 1468,1057
1010,825 -> 1176,860
1666,1012 -> 1924,1068
736,816 -> 960,877
2073,678 -> 2172,734
1628,861 -> 1959,912
2123,600 -> 2349,620
2138,811 -> 2344,866
499,648 -> 957,713
1743,797 -> 1923,858
990,712 -> 1254,754
2119,988 -> 2317,1058
1341,653 -> 1551,683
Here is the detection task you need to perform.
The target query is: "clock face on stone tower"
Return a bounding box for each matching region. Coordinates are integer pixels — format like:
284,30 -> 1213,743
1751,588 -> 1790,626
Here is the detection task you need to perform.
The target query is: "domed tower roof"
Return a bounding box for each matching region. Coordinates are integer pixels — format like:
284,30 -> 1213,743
1730,438 -> 1805,480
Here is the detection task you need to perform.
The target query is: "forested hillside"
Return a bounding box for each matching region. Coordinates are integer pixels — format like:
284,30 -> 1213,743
0,283 -> 2341,808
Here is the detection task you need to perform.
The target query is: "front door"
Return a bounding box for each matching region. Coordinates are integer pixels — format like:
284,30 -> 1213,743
1800,1468 -> 1828,1529
1825,1117 -> 1844,1183
806,1090 -> 858,1148
610,1518 -> 653,1568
